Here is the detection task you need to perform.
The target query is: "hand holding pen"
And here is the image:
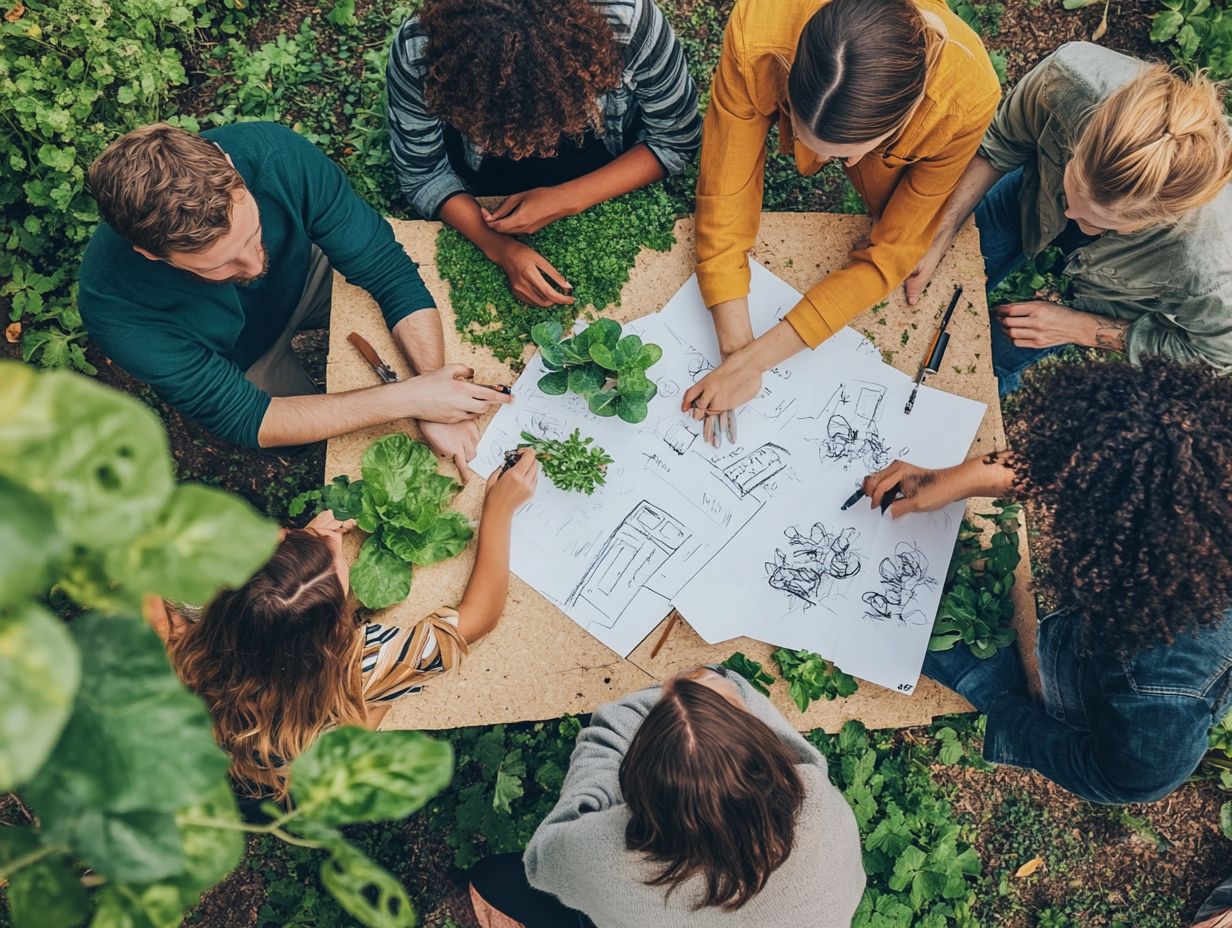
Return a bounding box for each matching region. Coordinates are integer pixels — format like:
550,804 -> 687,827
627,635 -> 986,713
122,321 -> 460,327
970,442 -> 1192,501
839,460 -> 955,519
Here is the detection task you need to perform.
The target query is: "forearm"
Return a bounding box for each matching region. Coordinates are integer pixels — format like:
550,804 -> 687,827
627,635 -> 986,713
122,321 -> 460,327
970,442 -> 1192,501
391,308 -> 446,375
364,702 -> 392,730
936,155 -> 1005,241
1074,312 -> 1130,352
555,144 -> 666,214
948,451 -> 1018,500
739,319 -> 808,373
455,511 -> 514,643
257,383 -> 415,447
437,193 -> 517,265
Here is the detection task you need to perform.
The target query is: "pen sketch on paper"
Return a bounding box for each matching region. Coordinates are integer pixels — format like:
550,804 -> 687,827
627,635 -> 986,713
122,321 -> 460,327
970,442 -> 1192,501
861,542 -> 938,626
765,522 -> 863,608
800,380 -> 899,471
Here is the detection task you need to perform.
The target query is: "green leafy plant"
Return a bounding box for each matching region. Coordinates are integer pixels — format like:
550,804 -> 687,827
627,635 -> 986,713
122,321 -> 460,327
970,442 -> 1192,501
988,246 -> 1071,306
721,652 -> 777,696
517,429 -> 614,495
531,318 -> 662,423
930,501 -> 1021,658
811,721 -> 982,927
1152,0 -> 1232,82
773,648 -> 859,711
289,434 -> 473,610
437,186 -> 678,365
0,362 -> 453,928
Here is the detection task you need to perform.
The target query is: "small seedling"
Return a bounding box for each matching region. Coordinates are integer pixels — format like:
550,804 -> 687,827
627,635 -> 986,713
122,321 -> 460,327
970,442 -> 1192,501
531,318 -> 662,424
517,429 -> 613,495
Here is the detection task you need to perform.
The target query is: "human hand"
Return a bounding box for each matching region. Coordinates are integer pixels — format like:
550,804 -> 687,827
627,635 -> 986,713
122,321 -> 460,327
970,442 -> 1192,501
483,188 -> 578,235
403,363 -> 512,424
698,298 -> 755,447
681,350 -> 763,433
904,233 -> 953,306
419,418 -> 480,485
496,240 -> 575,307
484,448 -> 539,515
994,301 -> 1091,349
862,459 -> 961,518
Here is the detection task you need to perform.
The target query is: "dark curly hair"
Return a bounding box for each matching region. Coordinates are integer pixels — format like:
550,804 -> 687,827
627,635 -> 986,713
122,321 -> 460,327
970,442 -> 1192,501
1008,357 -> 1232,657
419,0 -> 623,159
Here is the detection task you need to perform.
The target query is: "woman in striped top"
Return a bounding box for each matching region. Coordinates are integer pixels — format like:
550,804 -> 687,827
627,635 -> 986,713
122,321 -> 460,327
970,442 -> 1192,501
148,450 -> 539,804
385,0 -> 701,308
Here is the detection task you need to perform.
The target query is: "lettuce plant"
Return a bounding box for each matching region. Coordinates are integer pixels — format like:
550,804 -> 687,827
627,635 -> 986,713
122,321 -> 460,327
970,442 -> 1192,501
518,429 -> 613,495
531,318 -> 662,424
290,434 -> 473,609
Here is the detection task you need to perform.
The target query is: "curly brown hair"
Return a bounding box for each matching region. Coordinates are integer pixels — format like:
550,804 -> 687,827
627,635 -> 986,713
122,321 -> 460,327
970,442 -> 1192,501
1008,357 -> 1232,657
418,0 -> 623,159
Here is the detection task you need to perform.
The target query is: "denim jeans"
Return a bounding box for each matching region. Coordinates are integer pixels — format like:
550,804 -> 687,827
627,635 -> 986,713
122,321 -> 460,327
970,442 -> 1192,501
975,168 -> 1064,396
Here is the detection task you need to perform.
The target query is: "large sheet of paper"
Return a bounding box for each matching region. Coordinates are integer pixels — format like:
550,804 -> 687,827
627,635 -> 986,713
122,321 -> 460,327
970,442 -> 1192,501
472,263 -> 985,691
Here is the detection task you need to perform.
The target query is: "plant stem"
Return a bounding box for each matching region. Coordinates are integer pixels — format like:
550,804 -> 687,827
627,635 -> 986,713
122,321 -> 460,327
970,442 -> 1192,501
0,842 -> 68,880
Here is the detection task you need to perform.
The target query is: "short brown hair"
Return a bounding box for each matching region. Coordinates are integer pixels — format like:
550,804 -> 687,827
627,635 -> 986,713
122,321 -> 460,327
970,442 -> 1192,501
88,123 -> 246,256
619,675 -> 806,910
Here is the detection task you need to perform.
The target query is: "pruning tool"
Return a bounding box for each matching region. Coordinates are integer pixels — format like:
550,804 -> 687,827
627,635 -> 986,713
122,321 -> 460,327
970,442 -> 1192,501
348,331 -> 399,384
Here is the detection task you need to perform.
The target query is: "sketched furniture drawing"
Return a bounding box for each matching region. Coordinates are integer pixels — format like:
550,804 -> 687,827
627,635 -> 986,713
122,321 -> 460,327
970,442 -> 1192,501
721,443 -> 788,496
567,501 -> 690,628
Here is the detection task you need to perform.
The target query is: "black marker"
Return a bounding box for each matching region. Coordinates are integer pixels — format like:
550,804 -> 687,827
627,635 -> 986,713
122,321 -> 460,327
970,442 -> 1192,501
905,285 -> 964,415
840,487 -> 865,511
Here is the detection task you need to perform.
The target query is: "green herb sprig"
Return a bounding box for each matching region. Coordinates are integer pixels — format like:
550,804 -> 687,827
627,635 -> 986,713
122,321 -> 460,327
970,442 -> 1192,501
517,429 -> 613,495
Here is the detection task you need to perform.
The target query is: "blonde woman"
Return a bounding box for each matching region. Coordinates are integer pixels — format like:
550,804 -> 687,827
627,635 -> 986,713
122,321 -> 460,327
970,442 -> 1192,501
683,0 -> 1001,443
911,42 -> 1232,394
147,452 -> 538,804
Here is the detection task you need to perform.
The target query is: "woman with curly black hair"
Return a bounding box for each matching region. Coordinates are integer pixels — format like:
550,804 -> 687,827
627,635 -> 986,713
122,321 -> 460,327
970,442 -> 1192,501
859,358 -> 1232,804
385,0 -> 701,307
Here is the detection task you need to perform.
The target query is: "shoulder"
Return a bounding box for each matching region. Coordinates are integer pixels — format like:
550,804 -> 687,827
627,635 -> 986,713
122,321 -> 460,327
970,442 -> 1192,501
1149,185 -> 1232,295
592,0 -> 640,42
388,15 -> 428,69
206,122 -> 324,186
728,0 -> 816,57
1034,43 -> 1150,116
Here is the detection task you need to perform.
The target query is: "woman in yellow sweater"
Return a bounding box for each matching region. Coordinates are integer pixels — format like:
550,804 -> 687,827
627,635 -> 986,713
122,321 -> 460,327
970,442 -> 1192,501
682,0 -> 1001,443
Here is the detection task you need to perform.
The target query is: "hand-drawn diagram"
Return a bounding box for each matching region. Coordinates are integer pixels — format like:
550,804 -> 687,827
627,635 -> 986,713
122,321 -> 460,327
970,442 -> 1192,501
765,522 -> 863,607
655,377 -> 681,399
804,380 -> 896,471
720,443 -> 789,497
567,501 -> 691,628
861,542 -> 937,625
654,416 -> 699,456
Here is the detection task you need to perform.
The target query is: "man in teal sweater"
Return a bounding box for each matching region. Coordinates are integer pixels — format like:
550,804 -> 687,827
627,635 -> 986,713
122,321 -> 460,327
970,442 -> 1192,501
79,122 -> 508,472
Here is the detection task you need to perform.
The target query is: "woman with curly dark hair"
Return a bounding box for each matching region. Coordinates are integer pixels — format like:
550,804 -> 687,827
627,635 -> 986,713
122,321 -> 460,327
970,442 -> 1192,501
859,357 -> 1232,804
386,0 -> 701,307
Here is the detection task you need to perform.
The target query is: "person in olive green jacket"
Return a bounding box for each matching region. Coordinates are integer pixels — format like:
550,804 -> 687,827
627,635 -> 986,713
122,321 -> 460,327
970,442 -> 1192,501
908,43 -> 1232,394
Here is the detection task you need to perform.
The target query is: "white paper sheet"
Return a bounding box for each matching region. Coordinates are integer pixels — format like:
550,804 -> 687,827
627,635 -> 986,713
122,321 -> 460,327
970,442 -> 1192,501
473,264 -> 986,692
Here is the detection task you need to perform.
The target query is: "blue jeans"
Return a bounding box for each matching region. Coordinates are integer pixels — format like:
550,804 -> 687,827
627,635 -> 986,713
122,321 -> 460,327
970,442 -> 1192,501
975,168 -> 1064,396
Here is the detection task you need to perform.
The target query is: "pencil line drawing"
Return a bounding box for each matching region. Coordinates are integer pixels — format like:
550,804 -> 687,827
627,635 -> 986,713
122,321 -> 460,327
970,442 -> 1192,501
765,522 -> 862,607
567,501 -> 691,628
720,442 -> 789,497
861,542 -> 937,625
655,416 -> 699,456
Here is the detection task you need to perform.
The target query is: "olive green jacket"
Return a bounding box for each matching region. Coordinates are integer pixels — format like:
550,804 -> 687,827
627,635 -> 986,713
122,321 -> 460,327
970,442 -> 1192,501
978,42 -> 1232,369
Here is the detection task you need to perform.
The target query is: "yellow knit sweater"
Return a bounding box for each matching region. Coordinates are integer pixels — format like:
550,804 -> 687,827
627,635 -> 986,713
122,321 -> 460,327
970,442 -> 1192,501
694,0 -> 1001,347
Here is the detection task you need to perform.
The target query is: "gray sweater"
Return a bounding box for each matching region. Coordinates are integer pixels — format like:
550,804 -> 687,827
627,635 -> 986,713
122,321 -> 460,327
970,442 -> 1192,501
523,669 -> 867,927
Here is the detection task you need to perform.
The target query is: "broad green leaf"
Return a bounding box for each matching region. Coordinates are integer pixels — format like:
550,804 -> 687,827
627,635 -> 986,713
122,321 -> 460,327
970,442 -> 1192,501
1150,9 -> 1184,40
0,605 -> 79,791
537,370 -> 569,395
383,511 -> 473,567
324,476 -> 365,521
567,362 -> 606,397
73,808 -> 186,882
0,367 -> 173,547
0,828 -> 88,928
530,320 -> 563,348
350,535 -> 412,610
1221,801 -> 1232,840
23,615 -> 229,822
291,727 -> 453,825
588,389 -> 620,417
585,318 -> 621,348
360,434 -> 437,505
615,395 -> 649,423
638,343 -> 663,368
111,484 -> 277,606
317,832 -> 417,928
0,473 -> 64,596
610,334 -> 644,369
492,749 -> 526,814
588,341 -> 617,370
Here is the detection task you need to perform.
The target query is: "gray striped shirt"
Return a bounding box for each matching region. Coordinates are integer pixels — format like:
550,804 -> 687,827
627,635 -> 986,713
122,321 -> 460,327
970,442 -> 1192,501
385,0 -> 702,219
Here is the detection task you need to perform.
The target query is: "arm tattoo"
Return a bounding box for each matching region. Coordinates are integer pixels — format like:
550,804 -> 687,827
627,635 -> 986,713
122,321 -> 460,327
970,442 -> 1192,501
1093,316 -> 1130,352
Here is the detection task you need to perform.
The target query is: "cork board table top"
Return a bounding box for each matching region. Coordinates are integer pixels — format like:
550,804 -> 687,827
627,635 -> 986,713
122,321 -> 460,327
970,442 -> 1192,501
327,212 -> 1031,732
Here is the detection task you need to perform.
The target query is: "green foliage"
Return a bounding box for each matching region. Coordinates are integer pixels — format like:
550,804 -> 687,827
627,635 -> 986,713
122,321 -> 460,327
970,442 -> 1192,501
0,0 -> 227,372
773,648 -> 859,711
721,652 -> 776,696
532,318 -> 662,423
290,434 -> 473,609
438,186 -> 678,365
930,501 -> 1021,659
428,718 -> 582,868
946,0 -> 1008,81
988,247 -> 1072,305
518,429 -> 614,495
812,722 -> 982,927
1152,0 -> 1232,81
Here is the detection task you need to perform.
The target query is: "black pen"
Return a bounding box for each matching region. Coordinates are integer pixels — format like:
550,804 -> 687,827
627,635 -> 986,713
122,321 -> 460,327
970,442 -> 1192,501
840,487 -> 865,511
904,285 -> 964,415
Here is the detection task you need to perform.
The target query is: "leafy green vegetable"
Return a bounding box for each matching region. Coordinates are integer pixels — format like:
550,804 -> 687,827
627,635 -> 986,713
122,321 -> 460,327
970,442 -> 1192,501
773,648 -> 859,711
293,434 -> 474,609
930,502 -> 1020,659
438,186 -> 678,366
721,652 -> 777,696
1152,0 -> 1232,84
531,318 -> 662,423
518,429 -> 614,495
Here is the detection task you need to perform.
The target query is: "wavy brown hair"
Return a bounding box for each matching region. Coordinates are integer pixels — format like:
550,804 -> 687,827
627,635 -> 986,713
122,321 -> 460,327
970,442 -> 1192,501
418,0 -> 622,158
619,675 -> 806,910
170,530 -> 367,802
1008,358 -> 1232,657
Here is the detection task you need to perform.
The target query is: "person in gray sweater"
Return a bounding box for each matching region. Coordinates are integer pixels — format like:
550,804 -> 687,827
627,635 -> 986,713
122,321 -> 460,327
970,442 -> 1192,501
466,666 -> 866,927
